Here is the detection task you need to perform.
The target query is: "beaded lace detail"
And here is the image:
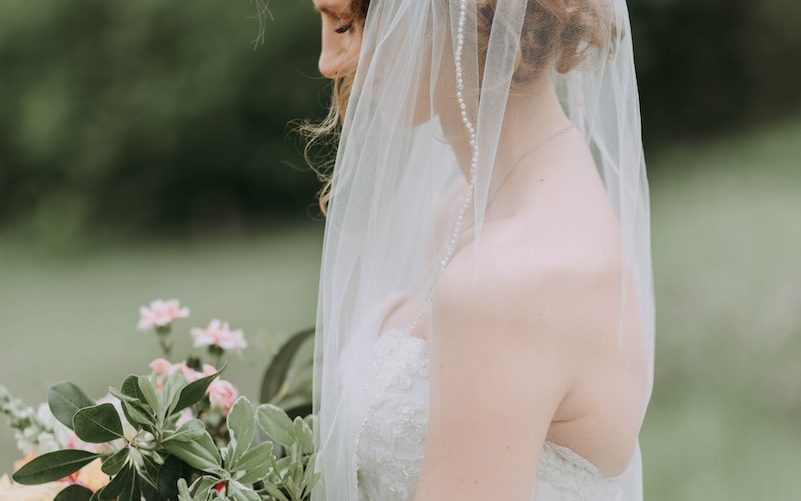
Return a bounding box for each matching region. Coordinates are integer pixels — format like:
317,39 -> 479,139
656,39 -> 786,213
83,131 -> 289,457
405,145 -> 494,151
353,330 -> 630,501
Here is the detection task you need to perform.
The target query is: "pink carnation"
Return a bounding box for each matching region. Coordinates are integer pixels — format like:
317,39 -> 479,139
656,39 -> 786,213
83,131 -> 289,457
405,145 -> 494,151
208,379 -> 238,412
169,361 -> 216,383
149,358 -> 172,376
190,320 -> 247,353
137,299 -> 190,331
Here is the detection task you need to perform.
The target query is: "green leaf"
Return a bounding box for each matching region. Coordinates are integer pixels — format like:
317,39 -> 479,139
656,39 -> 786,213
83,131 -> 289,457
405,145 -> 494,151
227,397 -> 256,468
163,430 -> 222,474
228,482 -> 261,501
98,462 -> 132,500
74,403 -> 124,443
118,375 -> 151,427
163,370 -> 188,416
137,376 -> 161,416
12,449 -> 99,485
189,475 -> 222,500
121,375 -> 146,401
172,367 -> 224,414
118,464 -> 142,501
260,482 -> 290,501
301,454 -> 320,498
293,416 -> 314,455
122,400 -> 156,428
139,453 -> 175,501
177,478 -> 193,501
107,386 -> 138,404
48,382 -> 95,430
163,418 -> 206,443
54,484 -> 94,501
260,328 -> 314,403
234,441 -> 273,484
256,403 -> 295,448
101,447 -> 129,476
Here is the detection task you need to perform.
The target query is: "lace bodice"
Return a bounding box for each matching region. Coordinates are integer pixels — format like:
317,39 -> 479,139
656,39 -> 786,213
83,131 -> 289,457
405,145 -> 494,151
352,329 -> 635,501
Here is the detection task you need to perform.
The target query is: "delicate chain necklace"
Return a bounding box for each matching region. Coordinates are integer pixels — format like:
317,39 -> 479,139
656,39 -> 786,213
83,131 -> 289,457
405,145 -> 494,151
404,122 -> 573,334
403,0 -> 575,335
484,123 -> 574,209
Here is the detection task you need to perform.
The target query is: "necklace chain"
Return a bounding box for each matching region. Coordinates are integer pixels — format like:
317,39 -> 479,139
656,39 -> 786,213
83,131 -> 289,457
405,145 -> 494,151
404,122 -> 573,334
485,123 -> 575,208
405,0 -> 573,335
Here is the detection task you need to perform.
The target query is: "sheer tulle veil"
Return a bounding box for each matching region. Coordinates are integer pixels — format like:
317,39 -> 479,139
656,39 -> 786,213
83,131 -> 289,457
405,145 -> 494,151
311,0 -> 654,499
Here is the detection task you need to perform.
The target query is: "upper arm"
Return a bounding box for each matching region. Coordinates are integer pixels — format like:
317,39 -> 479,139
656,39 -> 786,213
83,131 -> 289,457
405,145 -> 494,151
414,257 -> 582,501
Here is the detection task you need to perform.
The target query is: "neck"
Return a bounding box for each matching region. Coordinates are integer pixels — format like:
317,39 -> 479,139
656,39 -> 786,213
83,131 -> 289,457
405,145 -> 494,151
443,76 -> 571,210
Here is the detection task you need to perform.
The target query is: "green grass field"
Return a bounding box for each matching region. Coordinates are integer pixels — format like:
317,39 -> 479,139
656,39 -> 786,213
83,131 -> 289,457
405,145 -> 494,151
1,117 -> 800,499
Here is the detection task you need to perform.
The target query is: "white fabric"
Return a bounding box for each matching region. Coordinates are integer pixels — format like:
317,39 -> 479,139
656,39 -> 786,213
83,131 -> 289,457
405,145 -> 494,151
346,295 -> 641,501
312,0 -> 655,499
353,330 -> 638,501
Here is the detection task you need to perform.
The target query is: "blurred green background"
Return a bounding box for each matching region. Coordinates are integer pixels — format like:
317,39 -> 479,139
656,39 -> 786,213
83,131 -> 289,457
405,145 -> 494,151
1,0 -> 799,499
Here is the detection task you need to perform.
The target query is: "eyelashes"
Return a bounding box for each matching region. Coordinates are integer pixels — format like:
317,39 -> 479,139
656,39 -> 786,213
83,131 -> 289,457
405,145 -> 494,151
335,20 -> 354,34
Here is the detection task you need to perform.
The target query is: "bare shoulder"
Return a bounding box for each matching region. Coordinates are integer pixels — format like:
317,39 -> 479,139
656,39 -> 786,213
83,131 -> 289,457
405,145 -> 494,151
433,215 -> 624,353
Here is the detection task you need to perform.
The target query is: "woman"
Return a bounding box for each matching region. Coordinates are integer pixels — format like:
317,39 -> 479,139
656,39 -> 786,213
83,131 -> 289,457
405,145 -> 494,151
310,0 -> 655,500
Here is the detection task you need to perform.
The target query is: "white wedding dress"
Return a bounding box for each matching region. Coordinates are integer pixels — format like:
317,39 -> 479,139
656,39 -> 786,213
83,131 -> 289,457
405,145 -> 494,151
346,298 -> 640,501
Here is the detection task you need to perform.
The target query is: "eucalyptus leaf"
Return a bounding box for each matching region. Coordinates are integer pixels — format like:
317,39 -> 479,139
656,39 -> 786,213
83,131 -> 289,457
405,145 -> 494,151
54,484 -> 94,501
257,403 -> 295,448
74,403 -> 124,443
12,449 -> 99,485
48,382 -> 95,430
101,447 -> 129,476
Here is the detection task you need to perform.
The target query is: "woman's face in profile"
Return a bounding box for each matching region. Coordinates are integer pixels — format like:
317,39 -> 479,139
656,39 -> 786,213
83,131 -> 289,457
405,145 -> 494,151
313,0 -> 363,79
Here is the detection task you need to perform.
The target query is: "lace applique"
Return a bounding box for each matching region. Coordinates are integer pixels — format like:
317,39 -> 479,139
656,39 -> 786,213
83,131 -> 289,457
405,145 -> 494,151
353,331 -> 631,501
534,441 -> 626,500
354,330 -> 429,501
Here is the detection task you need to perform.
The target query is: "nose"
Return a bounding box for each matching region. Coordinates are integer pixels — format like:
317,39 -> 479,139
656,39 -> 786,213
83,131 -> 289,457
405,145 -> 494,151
319,48 -> 342,79
318,28 -> 347,79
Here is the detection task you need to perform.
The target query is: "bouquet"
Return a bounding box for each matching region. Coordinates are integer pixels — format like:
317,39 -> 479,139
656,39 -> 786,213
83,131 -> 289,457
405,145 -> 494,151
0,299 -> 317,500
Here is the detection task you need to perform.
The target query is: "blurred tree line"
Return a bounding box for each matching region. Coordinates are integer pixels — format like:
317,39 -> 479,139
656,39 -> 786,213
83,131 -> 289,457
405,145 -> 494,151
0,0 -> 799,240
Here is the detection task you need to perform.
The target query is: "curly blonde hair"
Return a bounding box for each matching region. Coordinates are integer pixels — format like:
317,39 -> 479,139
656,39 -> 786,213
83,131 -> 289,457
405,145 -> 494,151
303,0 -> 608,215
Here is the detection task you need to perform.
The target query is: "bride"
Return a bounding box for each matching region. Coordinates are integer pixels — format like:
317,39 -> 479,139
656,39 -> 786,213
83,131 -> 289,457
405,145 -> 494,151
308,0 -> 655,500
